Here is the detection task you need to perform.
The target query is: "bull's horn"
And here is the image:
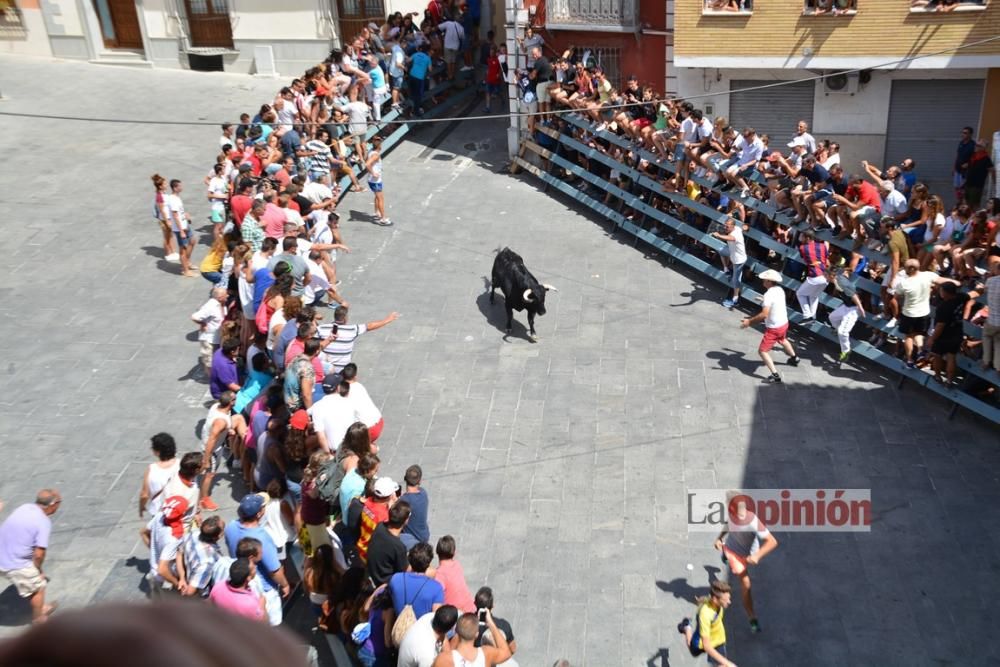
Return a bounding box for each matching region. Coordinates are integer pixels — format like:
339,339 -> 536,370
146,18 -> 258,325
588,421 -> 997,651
542,284 -> 558,292
523,288 -> 534,302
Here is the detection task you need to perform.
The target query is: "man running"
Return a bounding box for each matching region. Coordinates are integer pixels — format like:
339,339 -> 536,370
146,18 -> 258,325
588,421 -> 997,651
740,269 -> 800,383
714,492 -> 779,634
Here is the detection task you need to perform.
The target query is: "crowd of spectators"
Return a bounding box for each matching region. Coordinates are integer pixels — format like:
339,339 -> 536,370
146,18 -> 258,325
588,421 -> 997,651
142,4 -> 525,666
518,55 -> 998,399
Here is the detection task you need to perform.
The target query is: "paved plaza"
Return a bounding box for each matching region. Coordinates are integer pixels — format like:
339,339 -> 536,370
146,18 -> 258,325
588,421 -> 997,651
0,57 -> 998,665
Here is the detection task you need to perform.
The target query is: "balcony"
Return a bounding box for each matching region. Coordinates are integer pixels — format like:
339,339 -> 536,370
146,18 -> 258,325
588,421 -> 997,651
546,0 -> 637,32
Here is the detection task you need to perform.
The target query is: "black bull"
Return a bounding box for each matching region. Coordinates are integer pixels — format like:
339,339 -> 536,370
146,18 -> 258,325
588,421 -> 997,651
489,247 -> 557,339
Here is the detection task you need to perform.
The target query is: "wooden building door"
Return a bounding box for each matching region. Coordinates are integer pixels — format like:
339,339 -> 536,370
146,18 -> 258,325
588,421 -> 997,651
95,0 -> 144,49
184,0 -> 234,48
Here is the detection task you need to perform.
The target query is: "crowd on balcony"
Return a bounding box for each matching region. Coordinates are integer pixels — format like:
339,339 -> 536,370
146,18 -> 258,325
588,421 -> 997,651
519,54 -> 998,397
141,3 -> 526,667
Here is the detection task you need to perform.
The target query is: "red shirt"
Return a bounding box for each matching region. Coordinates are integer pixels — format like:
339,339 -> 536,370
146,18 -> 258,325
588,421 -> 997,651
486,55 -> 502,85
231,194 -> 253,227
356,498 -> 390,564
427,0 -> 443,23
849,181 -> 881,211
273,168 -> 291,189
244,155 -> 263,177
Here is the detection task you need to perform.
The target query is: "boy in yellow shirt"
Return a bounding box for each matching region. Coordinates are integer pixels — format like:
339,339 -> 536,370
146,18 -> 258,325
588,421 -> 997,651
678,580 -> 736,667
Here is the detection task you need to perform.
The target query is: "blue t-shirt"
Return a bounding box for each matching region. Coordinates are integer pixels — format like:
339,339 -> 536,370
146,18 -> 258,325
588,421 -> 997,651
389,44 -> 406,78
400,488 -> 430,544
409,52 -> 432,80
340,469 -> 367,527
389,572 -> 444,618
210,349 -> 239,399
252,267 -> 275,314
234,369 -> 272,414
370,65 -> 386,90
223,522 -> 280,593
272,321 -> 299,371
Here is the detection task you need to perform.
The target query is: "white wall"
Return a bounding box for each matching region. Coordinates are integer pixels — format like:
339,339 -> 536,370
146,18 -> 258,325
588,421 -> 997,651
0,7 -> 52,56
230,0 -> 326,41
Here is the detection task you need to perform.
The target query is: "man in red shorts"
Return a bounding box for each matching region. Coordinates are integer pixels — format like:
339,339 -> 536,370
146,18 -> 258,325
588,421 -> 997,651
740,269 -> 800,383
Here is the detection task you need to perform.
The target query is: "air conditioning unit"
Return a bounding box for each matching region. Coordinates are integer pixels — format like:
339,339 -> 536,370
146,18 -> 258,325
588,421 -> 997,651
824,71 -> 859,95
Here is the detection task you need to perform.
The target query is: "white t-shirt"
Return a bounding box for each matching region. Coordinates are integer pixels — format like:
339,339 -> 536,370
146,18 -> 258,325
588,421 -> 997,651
308,393 -> 358,451
738,135 -> 764,167
881,190 -> 907,218
267,309 -> 287,350
697,118 -> 714,142
821,153 -> 840,170
680,117 -> 699,144
207,176 -> 228,213
192,298 -> 225,344
239,253 -> 272,318
146,460 -> 180,516
303,181 -> 333,205
440,20 -> 464,50
347,380 -> 381,426
303,257 -> 329,304
148,516 -> 183,585
797,131 -> 817,154
345,101 -> 369,136
762,285 -> 788,329
898,271 -> 936,318
925,212 -> 946,239
166,193 -> 188,232
396,612 -> 442,667
202,403 -> 233,450
727,227 -> 747,265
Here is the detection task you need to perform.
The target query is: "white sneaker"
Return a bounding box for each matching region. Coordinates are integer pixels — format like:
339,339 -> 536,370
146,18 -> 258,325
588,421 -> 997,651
886,318 -> 898,328
165,253 -> 180,262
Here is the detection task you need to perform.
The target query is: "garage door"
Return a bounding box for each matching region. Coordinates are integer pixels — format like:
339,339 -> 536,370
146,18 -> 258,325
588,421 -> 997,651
729,80 -> 816,150
884,79 -> 984,199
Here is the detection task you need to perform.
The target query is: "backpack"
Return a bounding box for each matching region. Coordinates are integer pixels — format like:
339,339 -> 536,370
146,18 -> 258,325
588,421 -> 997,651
689,603 -> 722,657
391,575 -> 430,647
314,454 -> 346,505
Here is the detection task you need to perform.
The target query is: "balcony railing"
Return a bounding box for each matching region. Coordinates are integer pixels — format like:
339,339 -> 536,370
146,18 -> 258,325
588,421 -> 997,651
546,0 -> 637,31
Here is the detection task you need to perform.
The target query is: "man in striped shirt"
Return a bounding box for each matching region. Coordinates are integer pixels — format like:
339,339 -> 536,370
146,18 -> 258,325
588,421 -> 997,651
316,305 -> 400,379
795,230 -> 829,323
305,129 -> 334,181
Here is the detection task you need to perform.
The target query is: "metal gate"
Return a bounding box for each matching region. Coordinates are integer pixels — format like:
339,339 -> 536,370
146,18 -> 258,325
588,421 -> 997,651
884,79 -> 985,198
729,80 -> 816,149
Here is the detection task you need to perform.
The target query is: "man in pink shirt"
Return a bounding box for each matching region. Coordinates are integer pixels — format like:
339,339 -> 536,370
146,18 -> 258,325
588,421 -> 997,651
209,557 -> 265,621
434,535 -> 475,613
262,193 -> 288,239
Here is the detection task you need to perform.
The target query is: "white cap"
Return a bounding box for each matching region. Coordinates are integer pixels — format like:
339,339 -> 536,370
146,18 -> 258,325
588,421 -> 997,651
787,136 -> 807,149
373,477 -> 399,499
759,269 -> 784,283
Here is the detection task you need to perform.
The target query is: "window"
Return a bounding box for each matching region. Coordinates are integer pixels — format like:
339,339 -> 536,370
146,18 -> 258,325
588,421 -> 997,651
910,0 -> 987,11
577,47 -> 622,90
0,0 -> 25,30
702,0 -> 753,15
802,0 -> 858,15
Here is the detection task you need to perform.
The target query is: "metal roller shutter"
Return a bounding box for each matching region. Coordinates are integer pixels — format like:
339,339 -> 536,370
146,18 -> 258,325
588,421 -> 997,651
884,79 -> 985,199
729,80 -> 816,149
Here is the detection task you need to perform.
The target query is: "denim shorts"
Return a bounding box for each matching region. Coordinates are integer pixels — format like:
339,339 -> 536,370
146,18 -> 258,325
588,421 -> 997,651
174,231 -> 190,248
